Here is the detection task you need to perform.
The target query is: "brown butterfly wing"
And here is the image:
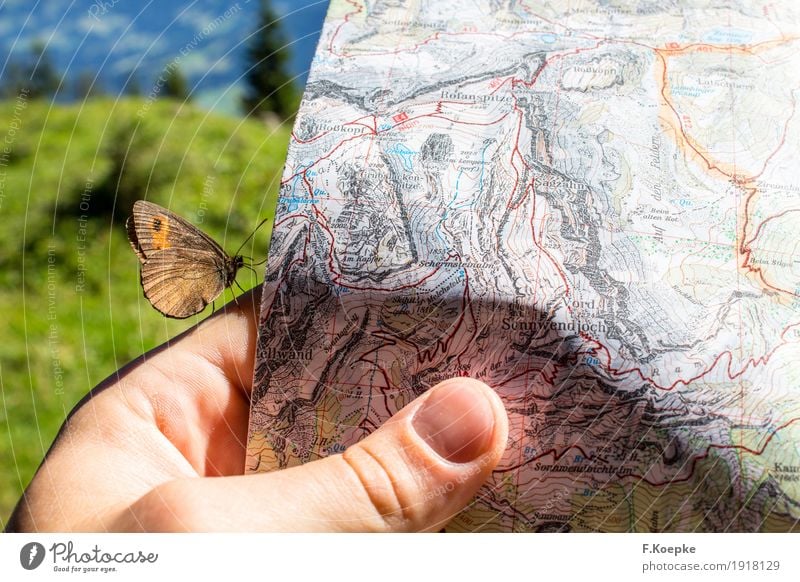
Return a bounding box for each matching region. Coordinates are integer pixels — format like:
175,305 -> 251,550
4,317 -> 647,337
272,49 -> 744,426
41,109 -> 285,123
127,200 -> 225,262
140,247 -> 229,319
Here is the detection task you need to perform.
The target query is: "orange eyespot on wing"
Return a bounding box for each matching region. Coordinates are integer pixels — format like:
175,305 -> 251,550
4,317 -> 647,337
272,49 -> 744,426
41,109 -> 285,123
149,215 -> 171,250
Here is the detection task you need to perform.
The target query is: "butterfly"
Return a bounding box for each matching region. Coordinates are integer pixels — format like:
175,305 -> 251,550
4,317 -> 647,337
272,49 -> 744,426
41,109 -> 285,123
126,200 -> 263,319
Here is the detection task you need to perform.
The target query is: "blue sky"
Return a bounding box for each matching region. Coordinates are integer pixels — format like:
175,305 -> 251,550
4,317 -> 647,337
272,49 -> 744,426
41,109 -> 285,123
0,0 -> 330,113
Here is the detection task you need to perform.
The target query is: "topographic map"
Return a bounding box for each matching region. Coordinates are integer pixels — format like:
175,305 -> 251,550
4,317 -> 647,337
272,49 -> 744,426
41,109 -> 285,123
247,0 -> 800,531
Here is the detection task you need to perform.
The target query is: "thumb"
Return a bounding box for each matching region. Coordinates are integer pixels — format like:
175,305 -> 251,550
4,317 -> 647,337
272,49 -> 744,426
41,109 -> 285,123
128,378 -> 509,532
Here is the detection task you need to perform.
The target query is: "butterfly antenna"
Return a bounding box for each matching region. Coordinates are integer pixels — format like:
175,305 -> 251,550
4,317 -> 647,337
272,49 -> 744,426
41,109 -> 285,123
234,216 -> 272,258
248,256 -> 270,267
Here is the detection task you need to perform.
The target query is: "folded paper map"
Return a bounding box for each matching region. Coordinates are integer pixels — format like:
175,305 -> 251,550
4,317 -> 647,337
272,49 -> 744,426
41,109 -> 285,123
246,0 -> 800,532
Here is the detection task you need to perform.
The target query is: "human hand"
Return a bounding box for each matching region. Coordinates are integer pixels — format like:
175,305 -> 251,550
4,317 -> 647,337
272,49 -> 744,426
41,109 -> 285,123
7,288 -> 509,532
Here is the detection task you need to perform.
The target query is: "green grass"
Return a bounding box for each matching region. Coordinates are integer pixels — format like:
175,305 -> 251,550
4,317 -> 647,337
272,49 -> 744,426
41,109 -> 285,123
0,97 -> 290,525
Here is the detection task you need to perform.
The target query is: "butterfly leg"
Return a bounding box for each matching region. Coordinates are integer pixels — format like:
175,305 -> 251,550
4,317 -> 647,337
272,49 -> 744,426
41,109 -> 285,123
230,280 -> 250,311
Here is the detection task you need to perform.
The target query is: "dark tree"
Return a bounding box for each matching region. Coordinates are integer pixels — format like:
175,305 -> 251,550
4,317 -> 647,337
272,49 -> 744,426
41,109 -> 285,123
160,64 -> 191,101
26,41 -> 61,99
241,0 -> 300,120
73,71 -> 104,100
124,71 -> 143,97
1,41 -> 60,99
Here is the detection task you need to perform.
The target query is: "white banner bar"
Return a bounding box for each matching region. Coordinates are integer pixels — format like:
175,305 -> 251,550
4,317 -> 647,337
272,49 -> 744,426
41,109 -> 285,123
1,533 -> 798,581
